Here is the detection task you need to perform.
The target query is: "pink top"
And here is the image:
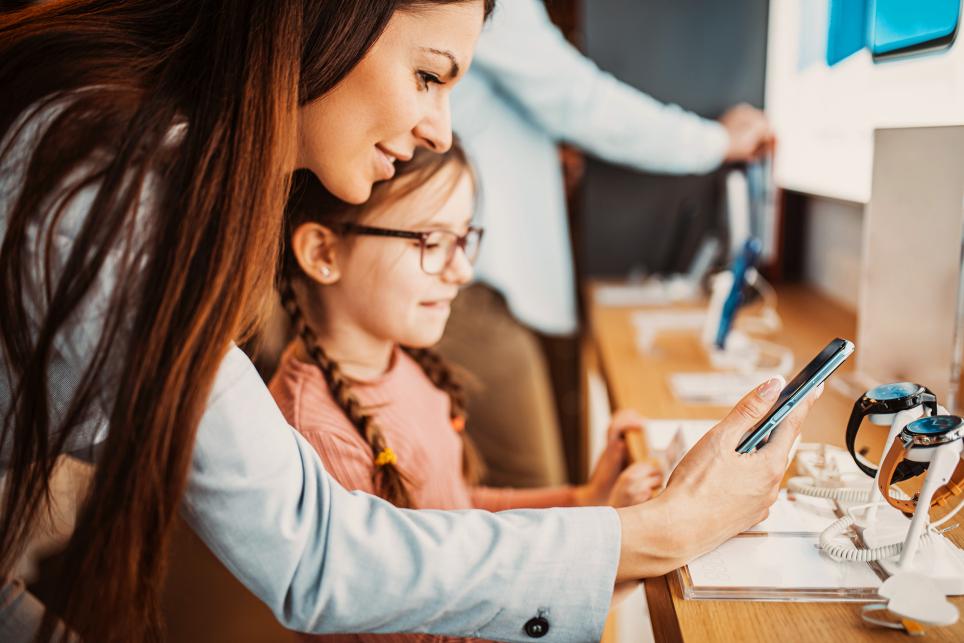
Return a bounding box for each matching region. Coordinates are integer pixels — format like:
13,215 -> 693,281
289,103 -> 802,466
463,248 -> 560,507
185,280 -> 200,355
268,345 -> 576,643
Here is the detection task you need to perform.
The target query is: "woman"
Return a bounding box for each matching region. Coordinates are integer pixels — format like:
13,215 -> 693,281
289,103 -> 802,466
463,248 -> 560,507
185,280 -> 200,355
0,2 -> 819,642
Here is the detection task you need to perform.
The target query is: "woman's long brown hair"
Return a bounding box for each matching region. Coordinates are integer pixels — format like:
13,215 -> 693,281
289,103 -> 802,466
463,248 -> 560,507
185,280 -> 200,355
0,1 -> 494,642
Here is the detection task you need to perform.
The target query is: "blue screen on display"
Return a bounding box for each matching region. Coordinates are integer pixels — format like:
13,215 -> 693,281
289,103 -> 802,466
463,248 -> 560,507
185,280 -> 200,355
872,0 -> 960,56
826,0 -> 870,66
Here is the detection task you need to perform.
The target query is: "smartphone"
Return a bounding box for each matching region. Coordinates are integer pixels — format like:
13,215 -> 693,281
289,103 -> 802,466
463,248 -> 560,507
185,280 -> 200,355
735,338 -> 855,454
715,237 -> 762,349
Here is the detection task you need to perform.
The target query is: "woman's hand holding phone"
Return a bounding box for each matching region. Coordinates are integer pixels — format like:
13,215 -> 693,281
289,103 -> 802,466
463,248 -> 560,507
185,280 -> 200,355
613,376 -> 823,582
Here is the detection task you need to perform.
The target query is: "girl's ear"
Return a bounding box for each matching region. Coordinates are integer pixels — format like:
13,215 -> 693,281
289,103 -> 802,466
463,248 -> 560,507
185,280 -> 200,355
291,222 -> 342,285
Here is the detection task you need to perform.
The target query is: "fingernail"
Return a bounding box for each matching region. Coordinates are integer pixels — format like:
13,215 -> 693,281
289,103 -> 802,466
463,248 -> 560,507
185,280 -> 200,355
756,377 -> 782,401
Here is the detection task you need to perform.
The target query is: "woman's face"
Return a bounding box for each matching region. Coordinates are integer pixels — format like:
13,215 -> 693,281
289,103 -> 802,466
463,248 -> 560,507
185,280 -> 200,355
297,3 -> 484,204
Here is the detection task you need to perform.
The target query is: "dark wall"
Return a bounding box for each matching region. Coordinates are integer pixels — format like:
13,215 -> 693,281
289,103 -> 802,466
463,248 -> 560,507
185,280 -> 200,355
579,0 -> 769,276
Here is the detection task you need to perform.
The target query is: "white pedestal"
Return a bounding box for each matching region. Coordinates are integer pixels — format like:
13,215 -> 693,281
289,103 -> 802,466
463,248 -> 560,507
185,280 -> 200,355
858,505 -> 964,596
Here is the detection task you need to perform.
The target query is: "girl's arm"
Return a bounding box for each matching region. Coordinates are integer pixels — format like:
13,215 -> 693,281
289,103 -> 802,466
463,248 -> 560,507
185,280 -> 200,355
470,410 -> 662,512
469,485 -> 577,511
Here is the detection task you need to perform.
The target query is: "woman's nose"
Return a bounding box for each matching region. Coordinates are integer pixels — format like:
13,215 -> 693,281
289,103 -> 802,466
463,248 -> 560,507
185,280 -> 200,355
414,95 -> 453,152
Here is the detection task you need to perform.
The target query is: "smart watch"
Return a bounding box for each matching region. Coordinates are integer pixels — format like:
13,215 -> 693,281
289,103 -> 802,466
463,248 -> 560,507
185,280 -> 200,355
876,415 -> 964,514
846,382 -> 938,483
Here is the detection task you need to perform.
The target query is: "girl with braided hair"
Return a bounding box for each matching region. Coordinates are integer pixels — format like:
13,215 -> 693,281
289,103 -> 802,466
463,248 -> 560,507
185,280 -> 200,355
269,142 -> 664,622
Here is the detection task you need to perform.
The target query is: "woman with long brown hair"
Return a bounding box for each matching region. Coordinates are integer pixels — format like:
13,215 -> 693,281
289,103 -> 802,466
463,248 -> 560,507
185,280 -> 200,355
0,2 -> 822,642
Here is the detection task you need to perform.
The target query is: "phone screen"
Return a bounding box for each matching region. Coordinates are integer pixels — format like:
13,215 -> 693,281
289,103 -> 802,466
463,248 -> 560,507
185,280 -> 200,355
735,338 -> 854,453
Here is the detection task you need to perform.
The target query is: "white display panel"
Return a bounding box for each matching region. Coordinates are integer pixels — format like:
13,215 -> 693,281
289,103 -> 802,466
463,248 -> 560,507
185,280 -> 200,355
765,0 -> 964,203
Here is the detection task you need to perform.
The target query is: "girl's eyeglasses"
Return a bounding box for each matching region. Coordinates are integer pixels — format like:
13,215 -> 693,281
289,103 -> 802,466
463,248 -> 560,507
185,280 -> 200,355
334,222 -> 484,276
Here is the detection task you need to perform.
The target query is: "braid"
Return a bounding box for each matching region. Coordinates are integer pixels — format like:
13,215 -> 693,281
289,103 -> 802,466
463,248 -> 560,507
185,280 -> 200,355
403,347 -> 486,485
279,277 -> 415,508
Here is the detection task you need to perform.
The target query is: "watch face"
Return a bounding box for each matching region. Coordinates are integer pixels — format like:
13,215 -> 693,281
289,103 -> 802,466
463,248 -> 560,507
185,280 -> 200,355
905,415 -> 964,437
867,381 -> 922,401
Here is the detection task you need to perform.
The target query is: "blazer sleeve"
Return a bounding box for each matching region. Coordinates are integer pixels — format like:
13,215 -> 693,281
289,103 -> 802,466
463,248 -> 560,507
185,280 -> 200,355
182,347 -> 621,642
298,429 -> 378,496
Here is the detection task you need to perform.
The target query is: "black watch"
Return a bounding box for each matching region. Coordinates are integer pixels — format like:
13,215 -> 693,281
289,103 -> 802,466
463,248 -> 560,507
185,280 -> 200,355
846,382 -> 938,483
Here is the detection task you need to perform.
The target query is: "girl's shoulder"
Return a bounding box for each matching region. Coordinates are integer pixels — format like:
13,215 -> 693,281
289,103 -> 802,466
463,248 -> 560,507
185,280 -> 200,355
383,348 -> 452,408
267,345 -> 362,443
267,343 -> 452,448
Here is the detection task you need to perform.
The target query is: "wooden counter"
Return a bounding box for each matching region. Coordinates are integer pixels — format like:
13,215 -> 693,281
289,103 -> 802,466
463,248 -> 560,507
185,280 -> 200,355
588,282 -> 964,642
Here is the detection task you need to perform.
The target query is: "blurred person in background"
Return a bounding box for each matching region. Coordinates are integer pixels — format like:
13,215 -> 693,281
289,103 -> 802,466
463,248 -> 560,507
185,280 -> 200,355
440,0 -> 773,487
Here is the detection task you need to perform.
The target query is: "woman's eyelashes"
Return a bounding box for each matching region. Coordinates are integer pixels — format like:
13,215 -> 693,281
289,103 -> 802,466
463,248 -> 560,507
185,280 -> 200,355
416,70 -> 443,91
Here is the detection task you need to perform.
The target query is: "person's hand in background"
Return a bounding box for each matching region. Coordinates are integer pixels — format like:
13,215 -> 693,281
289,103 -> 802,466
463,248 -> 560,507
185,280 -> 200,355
719,102 -> 775,162
576,410 -> 662,507
606,460 -> 662,507
558,144 -> 585,199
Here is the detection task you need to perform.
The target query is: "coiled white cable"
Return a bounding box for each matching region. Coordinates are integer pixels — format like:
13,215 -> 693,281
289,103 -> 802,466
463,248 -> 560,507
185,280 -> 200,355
791,443 -> 964,562
818,492 -> 964,563
819,512 -> 907,563
787,476 -> 875,502
821,515 -> 894,562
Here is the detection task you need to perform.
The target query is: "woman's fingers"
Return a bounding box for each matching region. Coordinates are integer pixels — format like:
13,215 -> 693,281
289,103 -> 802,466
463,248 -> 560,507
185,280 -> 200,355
760,383 -> 823,466
730,376 -> 784,425
641,375 -> 831,566
708,376 -> 784,448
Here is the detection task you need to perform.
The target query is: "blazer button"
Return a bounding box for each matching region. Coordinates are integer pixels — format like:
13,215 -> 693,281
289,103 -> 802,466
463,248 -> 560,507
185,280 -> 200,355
524,616 -> 550,638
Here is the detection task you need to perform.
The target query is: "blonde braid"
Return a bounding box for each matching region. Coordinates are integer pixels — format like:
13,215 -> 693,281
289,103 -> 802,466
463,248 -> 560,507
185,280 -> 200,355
280,277 -> 415,507
403,347 -> 486,485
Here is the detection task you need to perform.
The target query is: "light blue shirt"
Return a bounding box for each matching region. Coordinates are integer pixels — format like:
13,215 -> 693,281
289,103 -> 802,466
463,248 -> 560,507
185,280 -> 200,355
453,0 -> 730,335
0,97 -> 621,642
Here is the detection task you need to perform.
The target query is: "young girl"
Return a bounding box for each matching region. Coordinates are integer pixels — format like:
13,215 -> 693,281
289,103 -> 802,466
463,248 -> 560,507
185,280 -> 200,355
269,143 -> 663,638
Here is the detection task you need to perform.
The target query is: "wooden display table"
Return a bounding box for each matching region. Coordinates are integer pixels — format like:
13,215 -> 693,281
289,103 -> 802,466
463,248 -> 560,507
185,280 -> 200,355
588,282 -> 964,642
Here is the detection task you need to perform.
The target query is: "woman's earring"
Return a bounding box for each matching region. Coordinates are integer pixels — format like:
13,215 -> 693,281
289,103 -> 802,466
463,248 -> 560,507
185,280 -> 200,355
321,266 -> 332,279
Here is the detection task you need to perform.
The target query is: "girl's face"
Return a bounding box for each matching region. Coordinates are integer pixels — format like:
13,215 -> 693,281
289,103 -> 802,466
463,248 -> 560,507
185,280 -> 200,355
313,164 -> 476,350
297,3 -> 484,204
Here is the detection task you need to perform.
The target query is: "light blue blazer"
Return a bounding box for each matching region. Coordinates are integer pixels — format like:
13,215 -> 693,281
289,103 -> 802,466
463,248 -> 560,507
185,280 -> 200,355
0,97 -> 620,642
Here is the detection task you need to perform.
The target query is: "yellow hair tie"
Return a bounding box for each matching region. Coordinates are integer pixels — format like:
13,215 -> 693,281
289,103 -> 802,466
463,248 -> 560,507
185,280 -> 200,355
374,448 -> 397,467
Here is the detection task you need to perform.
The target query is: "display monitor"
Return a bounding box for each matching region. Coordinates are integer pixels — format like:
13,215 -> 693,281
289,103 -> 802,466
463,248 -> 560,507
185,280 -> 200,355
765,0 -> 964,203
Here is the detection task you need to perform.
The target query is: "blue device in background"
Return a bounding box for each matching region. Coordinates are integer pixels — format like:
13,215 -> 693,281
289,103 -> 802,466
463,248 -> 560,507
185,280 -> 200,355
826,0 -> 870,66
872,0 -> 960,60
715,237 -> 763,350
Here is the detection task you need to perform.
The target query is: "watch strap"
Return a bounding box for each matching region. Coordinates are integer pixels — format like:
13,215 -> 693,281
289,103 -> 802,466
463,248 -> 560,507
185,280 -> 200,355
878,442 -> 964,514
846,399 -> 879,478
